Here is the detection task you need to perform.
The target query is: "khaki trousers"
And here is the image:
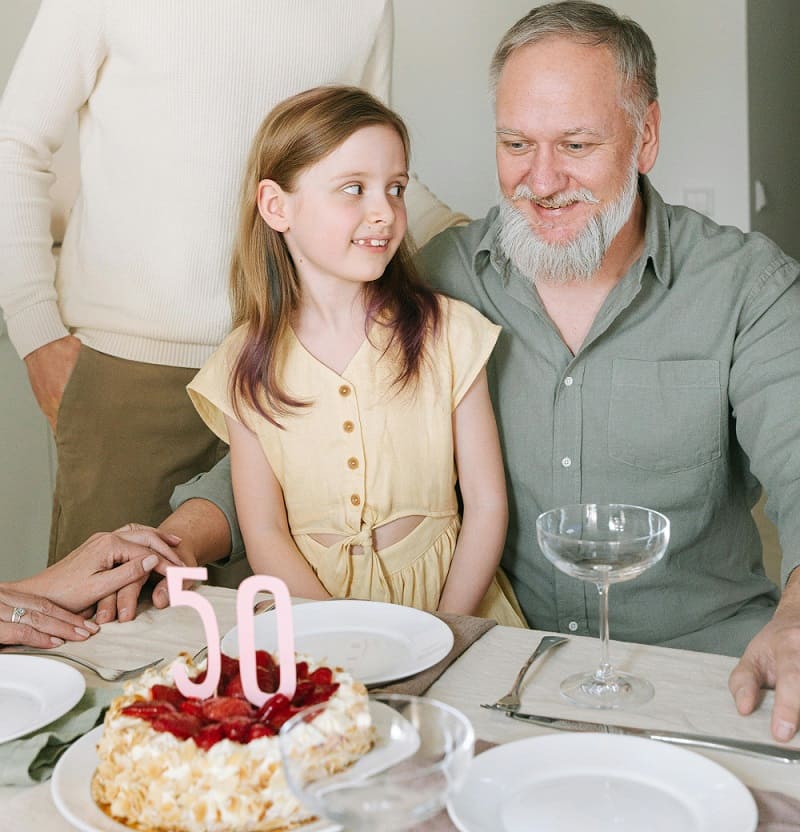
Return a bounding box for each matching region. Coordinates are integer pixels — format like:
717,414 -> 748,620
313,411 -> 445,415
48,346 -> 227,564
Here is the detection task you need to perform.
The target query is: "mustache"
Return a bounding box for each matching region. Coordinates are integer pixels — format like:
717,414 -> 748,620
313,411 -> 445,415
511,183 -> 600,209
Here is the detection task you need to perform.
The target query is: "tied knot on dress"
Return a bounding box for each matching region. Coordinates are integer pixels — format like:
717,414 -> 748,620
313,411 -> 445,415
316,512 -> 394,602
346,524 -> 377,558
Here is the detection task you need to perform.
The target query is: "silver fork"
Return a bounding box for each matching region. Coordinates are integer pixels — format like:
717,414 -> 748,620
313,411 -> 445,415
0,647 -> 163,682
483,635 -> 568,712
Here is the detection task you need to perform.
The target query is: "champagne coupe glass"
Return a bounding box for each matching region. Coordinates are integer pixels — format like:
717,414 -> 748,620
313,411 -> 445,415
536,504 -> 670,708
278,693 -> 474,831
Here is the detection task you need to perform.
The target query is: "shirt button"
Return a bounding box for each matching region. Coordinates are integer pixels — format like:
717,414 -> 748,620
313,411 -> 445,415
564,376 -> 574,387
350,494 -> 361,506
568,621 -> 579,632
561,456 -> 572,468
343,420 -> 355,433
339,385 -> 351,397
347,457 -> 359,470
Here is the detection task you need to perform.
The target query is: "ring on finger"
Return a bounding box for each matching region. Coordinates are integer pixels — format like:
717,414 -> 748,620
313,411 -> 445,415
11,606 -> 26,624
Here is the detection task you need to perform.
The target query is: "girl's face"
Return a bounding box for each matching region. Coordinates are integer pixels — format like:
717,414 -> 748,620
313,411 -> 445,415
278,125 -> 408,293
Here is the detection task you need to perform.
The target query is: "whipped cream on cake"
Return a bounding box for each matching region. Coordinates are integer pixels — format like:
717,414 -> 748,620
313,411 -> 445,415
91,651 -> 372,832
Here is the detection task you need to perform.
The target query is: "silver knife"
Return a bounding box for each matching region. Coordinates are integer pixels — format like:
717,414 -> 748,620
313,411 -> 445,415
481,705 -> 800,764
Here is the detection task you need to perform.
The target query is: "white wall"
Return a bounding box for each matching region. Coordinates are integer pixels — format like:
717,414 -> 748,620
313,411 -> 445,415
0,1 -> 37,78
393,0 -> 750,230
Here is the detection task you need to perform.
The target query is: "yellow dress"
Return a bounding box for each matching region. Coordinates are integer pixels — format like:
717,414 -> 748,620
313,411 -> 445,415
188,296 -> 526,627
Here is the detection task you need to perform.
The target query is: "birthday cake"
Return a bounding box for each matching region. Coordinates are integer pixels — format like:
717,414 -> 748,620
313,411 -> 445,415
91,651 -> 372,832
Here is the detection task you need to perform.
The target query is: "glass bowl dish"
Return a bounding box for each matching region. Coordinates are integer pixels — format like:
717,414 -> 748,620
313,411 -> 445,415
278,692 -> 474,831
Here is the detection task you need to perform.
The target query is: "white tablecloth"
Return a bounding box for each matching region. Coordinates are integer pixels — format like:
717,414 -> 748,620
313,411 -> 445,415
3,586 -> 798,830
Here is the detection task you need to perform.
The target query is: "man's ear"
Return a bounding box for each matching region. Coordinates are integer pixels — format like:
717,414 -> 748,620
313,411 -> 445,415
637,100 -> 660,175
257,179 -> 290,232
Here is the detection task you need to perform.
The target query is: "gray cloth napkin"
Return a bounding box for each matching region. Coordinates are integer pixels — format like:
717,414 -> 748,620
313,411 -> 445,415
416,740 -> 800,831
0,687 -> 115,786
373,612 -> 496,696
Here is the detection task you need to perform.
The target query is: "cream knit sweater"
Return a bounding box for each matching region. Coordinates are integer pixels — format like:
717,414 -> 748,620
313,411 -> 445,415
0,0 -> 464,366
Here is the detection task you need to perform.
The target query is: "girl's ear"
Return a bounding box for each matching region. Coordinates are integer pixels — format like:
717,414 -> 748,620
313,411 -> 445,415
257,179 -> 290,232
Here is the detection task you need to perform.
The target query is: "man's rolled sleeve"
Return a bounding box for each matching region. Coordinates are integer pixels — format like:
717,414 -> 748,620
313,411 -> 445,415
729,255 -> 800,587
169,453 -> 245,563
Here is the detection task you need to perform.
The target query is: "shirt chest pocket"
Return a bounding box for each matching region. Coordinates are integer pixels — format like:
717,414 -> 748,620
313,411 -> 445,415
607,359 -> 722,473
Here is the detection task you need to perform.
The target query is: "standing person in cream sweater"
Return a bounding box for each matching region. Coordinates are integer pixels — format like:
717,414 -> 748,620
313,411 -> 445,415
0,0 -> 464,599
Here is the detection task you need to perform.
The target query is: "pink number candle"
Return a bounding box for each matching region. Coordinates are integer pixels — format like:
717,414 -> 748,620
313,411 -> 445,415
236,576 -> 296,707
166,567 -> 220,700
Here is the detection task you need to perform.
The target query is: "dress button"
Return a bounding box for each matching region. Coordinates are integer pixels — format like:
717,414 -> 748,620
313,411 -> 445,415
347,457 -> 359,470
568,620 -> 579,632
561,456 -> 572,468
339,385 -> 351,397
343,420 -> 355,433
564,376 -> 574,387
350,494 -> 361,506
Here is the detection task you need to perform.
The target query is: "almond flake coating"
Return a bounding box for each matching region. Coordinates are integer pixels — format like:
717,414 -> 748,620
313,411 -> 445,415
92,653 -> 372,832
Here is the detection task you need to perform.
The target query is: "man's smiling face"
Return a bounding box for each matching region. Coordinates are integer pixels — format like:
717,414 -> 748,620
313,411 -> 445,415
495,36 -> 642,247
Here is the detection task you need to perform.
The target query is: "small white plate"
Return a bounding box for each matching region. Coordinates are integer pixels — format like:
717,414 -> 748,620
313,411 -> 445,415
447,733 -> 757,832
51,701 -> 417,832
221,600 -> 454,686
0,655 -> 85,742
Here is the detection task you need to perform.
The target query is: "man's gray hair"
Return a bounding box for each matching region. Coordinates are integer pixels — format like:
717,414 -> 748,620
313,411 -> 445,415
489,1 -> 658,126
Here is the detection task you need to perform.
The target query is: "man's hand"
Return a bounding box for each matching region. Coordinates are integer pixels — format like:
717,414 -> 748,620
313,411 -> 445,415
24,335 -> 82,430
729,571 -> 800,742
149,534 -> 198,609
81,525 -> 185,624
150,498 -> 233,608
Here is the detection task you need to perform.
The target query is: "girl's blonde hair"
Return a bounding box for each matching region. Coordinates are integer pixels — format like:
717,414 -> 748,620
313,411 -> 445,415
230,85 -> 440,426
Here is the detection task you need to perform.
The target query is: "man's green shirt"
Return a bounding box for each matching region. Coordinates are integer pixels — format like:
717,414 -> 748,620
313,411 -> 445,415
416,177 -> 799,655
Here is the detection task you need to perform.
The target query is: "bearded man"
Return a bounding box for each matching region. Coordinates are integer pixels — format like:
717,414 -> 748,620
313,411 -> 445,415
417,1 -> 800,744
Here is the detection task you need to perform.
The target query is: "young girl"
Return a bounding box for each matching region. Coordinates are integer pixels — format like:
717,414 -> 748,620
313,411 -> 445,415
189,86 -> 525,626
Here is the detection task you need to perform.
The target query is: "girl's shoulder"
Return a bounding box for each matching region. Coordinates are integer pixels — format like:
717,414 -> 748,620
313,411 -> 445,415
433,294 -> 500,339
223,323 -> 251,348
424,295 -> 501,407
202,325 -> 250,371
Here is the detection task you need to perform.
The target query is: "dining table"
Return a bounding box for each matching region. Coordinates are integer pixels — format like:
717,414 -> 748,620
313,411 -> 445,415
3,584 -> 799,831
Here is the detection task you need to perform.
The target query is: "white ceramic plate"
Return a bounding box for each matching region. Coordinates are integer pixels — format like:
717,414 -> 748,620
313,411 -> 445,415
0,655 -> 85,742
447,733 -> 757,832
51,701 -> 418,832
221,600 -> 454,685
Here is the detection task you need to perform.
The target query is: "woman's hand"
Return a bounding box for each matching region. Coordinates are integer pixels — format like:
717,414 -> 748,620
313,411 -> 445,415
16,524 -> 181,621
0,585 -> 99,647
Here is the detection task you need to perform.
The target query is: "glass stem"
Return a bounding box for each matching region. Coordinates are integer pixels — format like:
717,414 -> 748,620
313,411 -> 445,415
594,575 -> 614,682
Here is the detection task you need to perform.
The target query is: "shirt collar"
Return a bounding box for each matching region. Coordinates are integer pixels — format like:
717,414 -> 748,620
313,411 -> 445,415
476,176 -> 673,288
639,175 -> 672,287
473,205 -> 504,278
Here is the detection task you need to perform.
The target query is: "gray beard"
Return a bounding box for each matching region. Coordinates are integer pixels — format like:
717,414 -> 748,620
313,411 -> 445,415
497,160 -> 640,285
